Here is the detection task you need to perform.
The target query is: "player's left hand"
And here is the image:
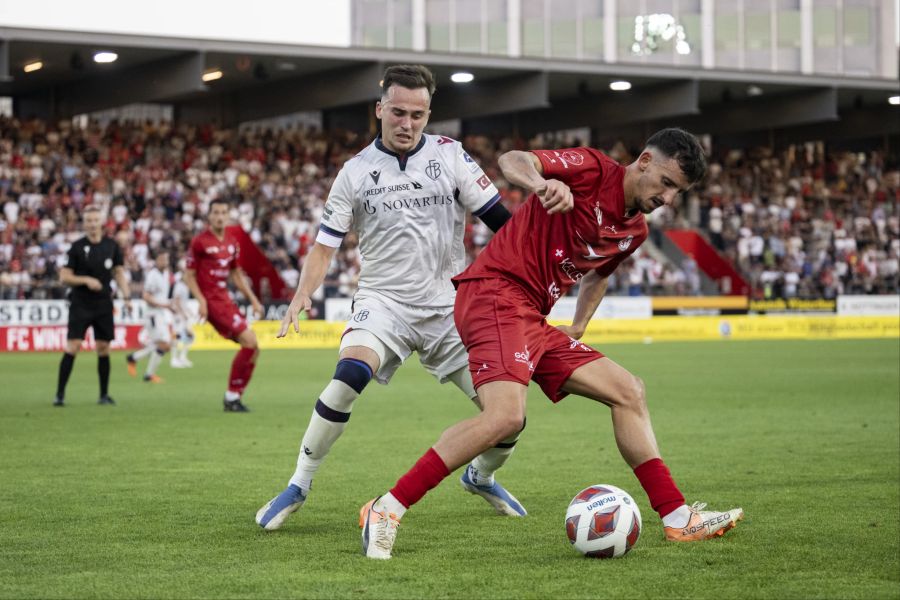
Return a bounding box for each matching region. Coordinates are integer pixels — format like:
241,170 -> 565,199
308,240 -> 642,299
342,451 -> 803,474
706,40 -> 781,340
555,324 -> 585,340
123,299 -> 133,315
251,300 -> 264,320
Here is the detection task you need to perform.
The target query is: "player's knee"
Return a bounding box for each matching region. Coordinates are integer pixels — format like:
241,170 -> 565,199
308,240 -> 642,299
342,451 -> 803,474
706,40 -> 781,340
333,358 -> 374,395
241,331 -> 259,350
487,411 -> 525,442
621,375 -> 647,413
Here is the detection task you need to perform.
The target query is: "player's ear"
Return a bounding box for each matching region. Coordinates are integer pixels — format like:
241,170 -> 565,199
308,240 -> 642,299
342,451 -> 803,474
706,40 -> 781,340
638,150 -> 654,171
375,101 -> 384,119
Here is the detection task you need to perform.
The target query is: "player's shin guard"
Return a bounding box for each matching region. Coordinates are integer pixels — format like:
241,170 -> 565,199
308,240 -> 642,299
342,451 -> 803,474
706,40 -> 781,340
56,352 -> 75,398
228,347 -> 258,395
289,358 -> 373,494
389,447 -> 451,508
633,457 -> 686,520
469,417 -> 525,486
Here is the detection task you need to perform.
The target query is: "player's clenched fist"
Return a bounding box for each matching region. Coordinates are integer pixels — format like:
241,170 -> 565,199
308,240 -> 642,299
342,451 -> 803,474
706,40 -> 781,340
277,294 -> 312,338
536,179 -> 574,215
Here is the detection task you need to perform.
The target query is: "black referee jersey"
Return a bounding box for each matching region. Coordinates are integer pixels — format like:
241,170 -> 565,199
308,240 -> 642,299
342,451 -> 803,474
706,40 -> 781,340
65,236 -> 124,341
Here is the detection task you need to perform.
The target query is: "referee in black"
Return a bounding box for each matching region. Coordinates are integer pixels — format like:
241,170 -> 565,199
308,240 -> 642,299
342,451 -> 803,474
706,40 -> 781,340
54,205 -> 132,406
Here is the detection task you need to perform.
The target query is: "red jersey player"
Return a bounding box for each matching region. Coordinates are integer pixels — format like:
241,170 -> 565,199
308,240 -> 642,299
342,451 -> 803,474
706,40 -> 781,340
184,198 -> 264,412
360,128 -> 743,559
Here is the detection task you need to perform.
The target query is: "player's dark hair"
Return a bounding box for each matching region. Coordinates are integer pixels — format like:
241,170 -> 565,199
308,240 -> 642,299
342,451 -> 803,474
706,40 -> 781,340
645,128 -> 707,185
209,198 -> 230,210
381,65 -> 436,98
83,204 -> 102,214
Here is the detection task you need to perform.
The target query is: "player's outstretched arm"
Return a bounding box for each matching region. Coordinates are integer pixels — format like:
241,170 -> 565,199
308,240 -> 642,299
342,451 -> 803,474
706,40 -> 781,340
277,242 -> 339,338
555,270 -> 609,340
498,151 -> 573,215
183,269 -> 207,322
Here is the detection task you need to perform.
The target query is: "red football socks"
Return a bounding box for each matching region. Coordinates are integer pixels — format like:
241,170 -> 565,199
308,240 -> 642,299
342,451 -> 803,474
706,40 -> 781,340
633,457 -> 686,519
389,448 -> 451,508
228,347 -> 257,394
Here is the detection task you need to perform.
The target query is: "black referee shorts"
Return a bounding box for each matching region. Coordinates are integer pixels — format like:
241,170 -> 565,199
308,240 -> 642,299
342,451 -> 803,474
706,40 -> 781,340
67,300 -> 115,342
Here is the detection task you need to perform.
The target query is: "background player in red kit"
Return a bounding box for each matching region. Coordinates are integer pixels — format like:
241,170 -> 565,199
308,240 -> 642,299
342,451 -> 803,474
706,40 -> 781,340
184,198 -> 264,412
361,128 -> 744,559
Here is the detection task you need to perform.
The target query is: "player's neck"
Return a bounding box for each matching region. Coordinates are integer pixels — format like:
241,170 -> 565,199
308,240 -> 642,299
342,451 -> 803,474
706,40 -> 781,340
85,232 -> 103,244
210,226 -> 226,240
622,164 -> 639,215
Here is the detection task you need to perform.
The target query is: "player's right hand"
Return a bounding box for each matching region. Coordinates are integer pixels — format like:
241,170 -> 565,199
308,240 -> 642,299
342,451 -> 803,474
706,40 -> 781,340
197,298 -> 208,323
277,294 -> 312,338
536,179 -> 574,215
85,277 -> 103,291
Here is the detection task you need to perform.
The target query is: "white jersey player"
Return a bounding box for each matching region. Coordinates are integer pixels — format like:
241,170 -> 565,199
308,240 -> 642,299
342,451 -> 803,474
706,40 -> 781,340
257,65 -> 526,532
170,271 -> 195,368
126,251 -> 172,383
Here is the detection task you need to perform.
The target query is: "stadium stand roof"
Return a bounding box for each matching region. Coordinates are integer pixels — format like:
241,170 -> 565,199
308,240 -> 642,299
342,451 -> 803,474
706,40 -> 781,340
2,27 -> 897,146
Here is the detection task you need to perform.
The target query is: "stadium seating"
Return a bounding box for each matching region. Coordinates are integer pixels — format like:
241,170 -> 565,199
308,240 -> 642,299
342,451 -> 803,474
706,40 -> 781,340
0,117 -> 897,302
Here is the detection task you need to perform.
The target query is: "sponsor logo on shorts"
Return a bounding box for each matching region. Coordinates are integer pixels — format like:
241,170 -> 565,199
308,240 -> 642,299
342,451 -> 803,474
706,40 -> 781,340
618,236 -> 634,252
476,363 -> 490,376
514,346 -> 535,372
568,337 -> 591,352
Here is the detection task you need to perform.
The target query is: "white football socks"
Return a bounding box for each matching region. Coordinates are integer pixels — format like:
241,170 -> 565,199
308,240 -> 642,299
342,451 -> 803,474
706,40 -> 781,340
662,504 -> 692,528
374,492 -> 406,518
289,379 -> 359,494
146,348 -> 163,376
131,346 -> 153,361
468,431 -> 519,486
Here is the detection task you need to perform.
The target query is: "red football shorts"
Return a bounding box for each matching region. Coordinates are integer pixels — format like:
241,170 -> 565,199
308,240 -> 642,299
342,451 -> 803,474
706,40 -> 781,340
206,300 -> 248,340
454,278 -> 603,402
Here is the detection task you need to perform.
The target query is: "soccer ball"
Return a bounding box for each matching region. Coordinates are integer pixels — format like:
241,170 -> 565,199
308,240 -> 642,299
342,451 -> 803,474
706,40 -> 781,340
565,484 -> 642,558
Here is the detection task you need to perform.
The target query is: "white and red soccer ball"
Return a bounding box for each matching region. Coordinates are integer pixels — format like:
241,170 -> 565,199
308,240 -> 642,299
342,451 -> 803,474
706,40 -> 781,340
565,484 -> 642,558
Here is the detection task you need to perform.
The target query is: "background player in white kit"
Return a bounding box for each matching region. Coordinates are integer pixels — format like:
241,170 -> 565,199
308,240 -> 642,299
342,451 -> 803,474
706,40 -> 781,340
127,250 -> 173,383
256,65 -> 525,530
169,266 -> 195,368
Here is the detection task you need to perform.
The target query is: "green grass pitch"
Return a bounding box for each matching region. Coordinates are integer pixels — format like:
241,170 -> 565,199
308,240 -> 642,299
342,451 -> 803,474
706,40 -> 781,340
1,339 -> 898,599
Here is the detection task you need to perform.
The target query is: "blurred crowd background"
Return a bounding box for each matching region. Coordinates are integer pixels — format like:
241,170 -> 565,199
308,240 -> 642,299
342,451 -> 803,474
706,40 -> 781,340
1,116 -> 897,302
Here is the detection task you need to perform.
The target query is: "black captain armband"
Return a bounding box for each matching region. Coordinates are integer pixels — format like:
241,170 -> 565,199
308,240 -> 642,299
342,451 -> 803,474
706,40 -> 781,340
476,201 -> 512,233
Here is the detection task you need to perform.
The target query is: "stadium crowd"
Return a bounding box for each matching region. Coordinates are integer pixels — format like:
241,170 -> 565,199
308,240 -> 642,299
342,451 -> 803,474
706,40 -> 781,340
0,116 -> 897,302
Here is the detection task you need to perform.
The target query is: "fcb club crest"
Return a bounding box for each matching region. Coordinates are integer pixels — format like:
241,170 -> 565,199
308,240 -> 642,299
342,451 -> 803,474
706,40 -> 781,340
618,236 -> 634,252
425,160 -> 442,181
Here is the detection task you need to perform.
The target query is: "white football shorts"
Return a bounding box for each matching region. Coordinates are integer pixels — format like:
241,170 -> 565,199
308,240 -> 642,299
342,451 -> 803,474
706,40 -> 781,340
340,290 -> 468,385
145,311 -> 172,344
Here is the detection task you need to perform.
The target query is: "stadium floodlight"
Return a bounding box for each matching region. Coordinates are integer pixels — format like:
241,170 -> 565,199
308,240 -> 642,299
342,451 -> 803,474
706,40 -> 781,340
889,95 -> 900,105
93,52 -> 118,64
609,80 -> 632,91
23,60 -> 43,73
202,69 -> 224,82
451,72 -> 474,83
